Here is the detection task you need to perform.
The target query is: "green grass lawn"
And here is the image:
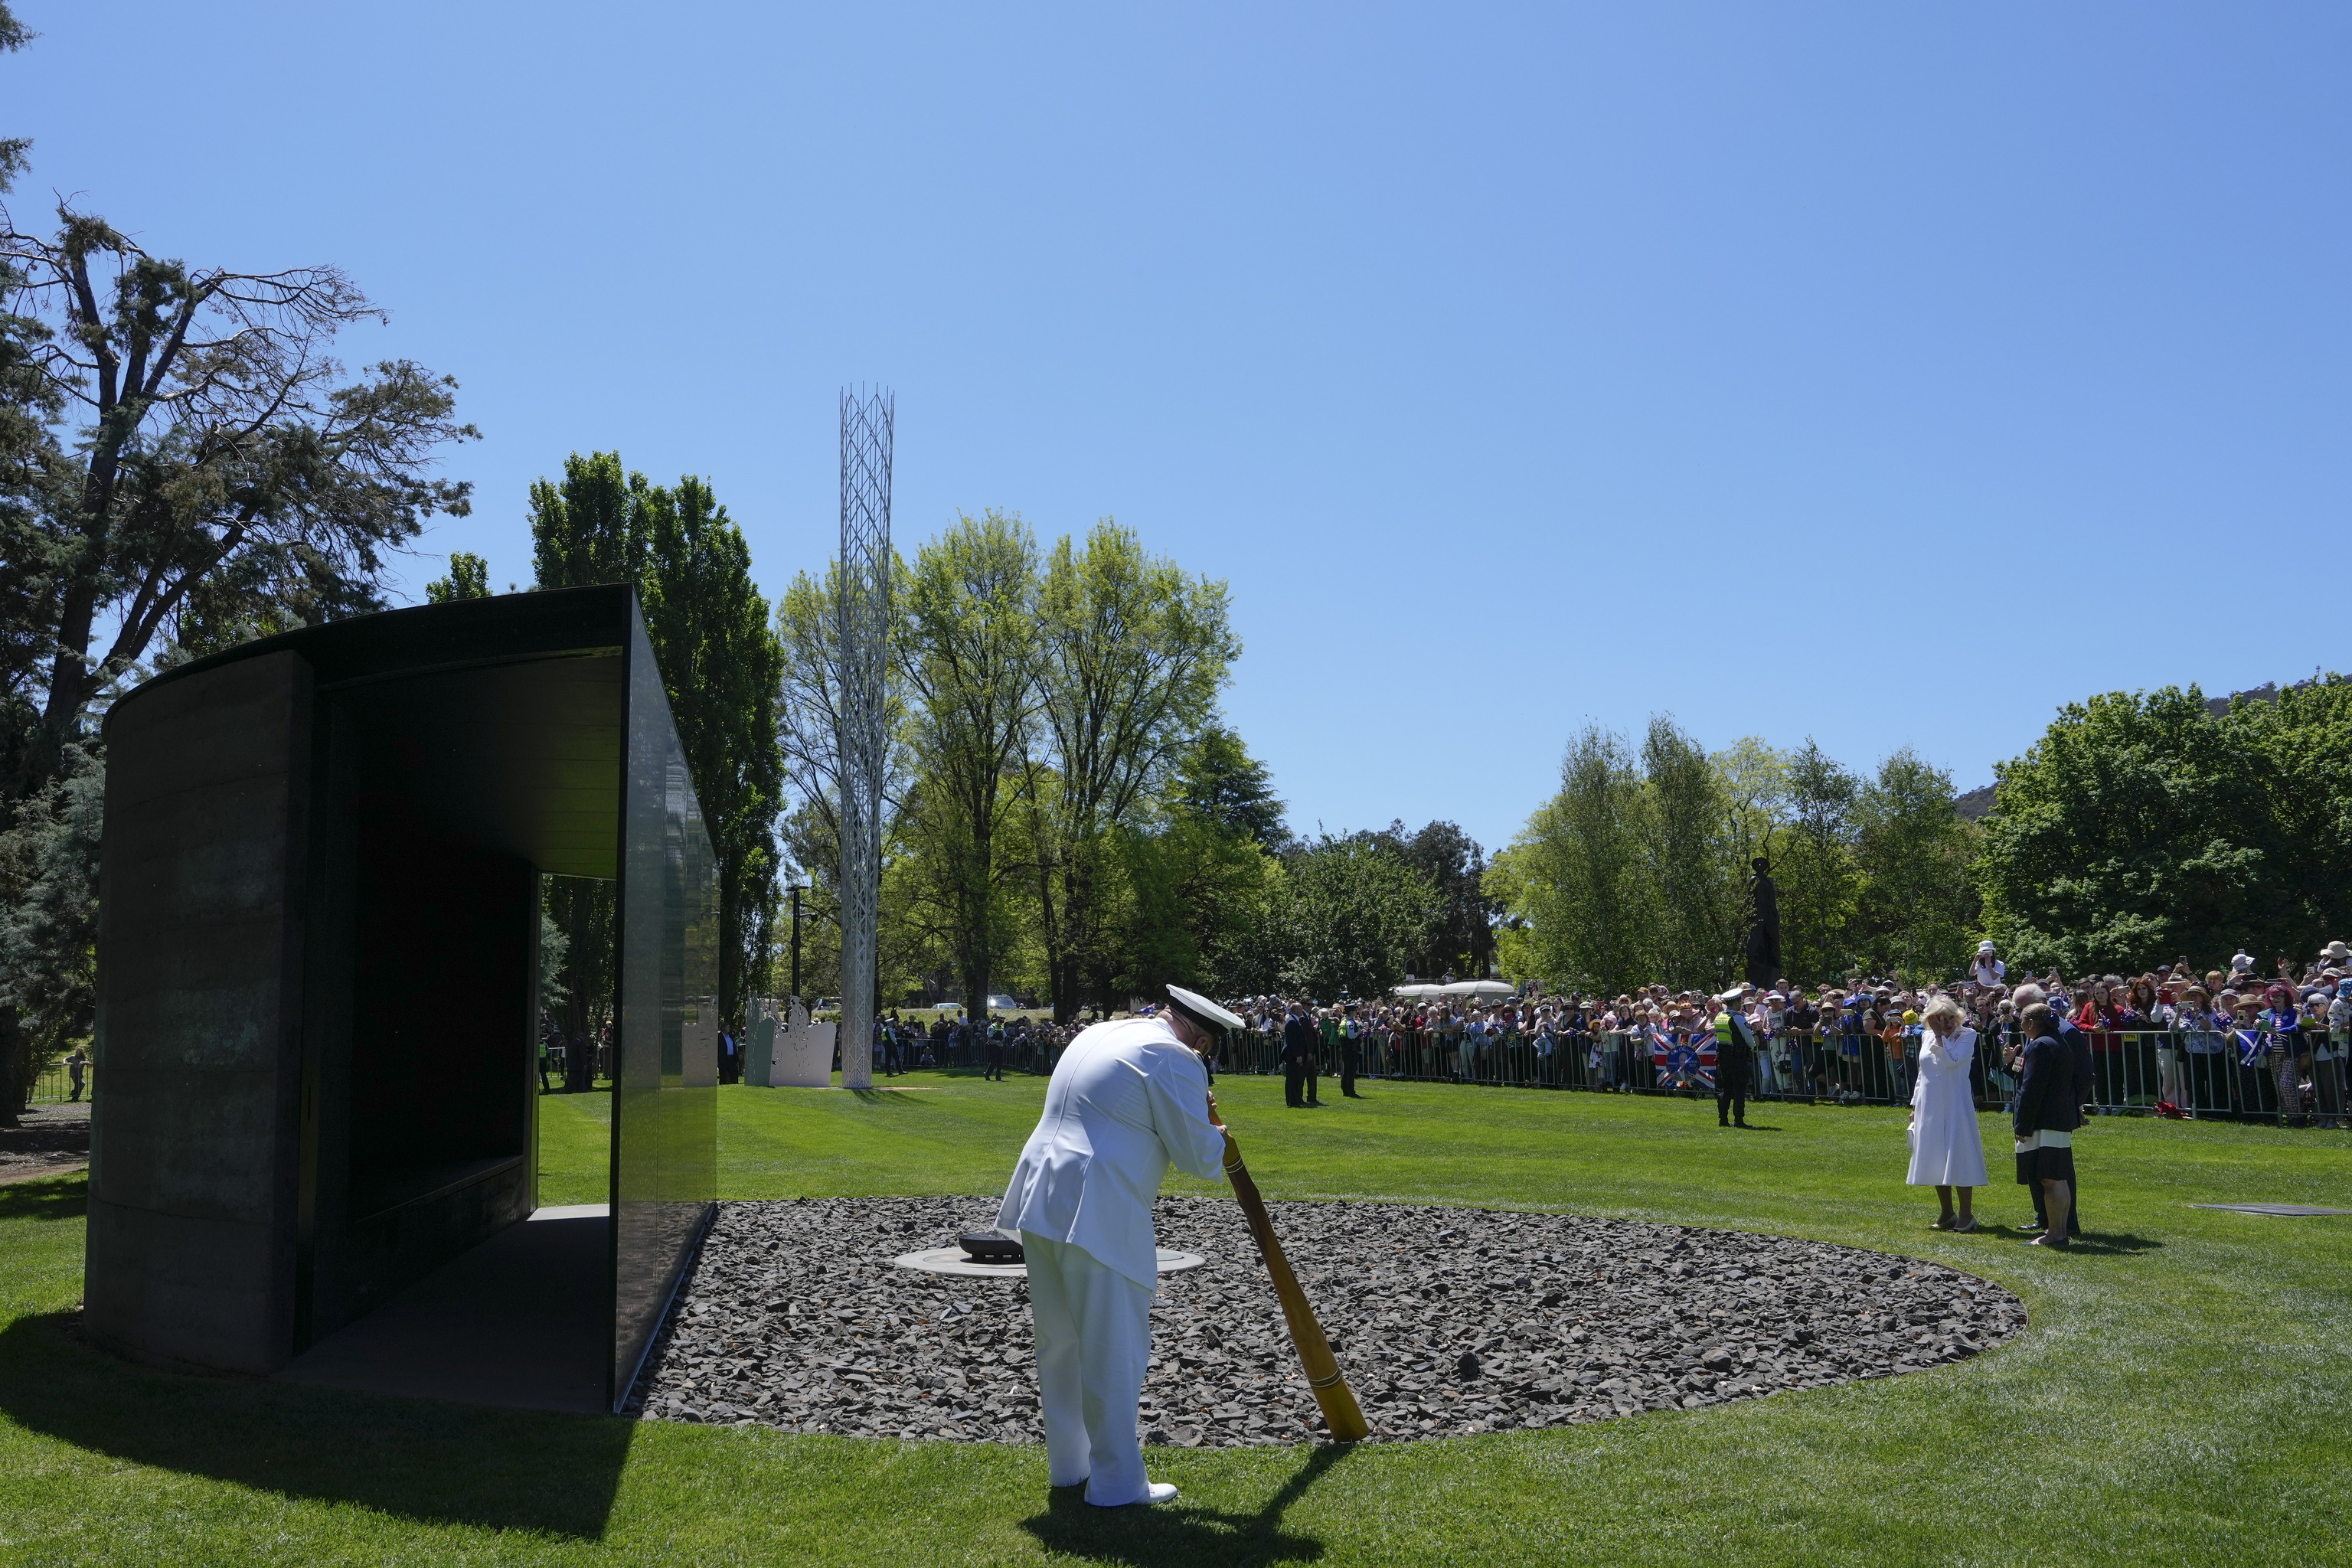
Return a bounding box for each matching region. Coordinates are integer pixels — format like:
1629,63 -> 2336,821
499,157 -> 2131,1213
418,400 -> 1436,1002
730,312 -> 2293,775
4,1072 -> 2349,1566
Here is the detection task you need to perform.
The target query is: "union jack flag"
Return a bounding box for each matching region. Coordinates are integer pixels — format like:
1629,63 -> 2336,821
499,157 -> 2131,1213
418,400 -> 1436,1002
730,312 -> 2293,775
1652,1028 -> 1717,1089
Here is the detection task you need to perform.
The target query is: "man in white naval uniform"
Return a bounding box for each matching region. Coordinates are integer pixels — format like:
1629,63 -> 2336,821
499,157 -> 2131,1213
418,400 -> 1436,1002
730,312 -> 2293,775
997,987 -> 1236,1507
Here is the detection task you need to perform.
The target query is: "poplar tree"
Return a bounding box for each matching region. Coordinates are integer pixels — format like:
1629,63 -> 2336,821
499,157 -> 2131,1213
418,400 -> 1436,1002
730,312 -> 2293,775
893,510 -> 1039,1018
527,454 -> 782,1053
640,475 -> 783,1026
1642,716 -> 1740,990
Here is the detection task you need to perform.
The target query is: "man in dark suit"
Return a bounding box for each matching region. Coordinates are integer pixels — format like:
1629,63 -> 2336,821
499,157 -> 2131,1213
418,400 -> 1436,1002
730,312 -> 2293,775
1281,1002 -> 1321,1108
2011,1003 -> 2077,1248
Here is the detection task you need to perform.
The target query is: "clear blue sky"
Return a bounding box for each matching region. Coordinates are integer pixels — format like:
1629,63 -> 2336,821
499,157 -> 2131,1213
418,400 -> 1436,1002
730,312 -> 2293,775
14,4 -> 2350,854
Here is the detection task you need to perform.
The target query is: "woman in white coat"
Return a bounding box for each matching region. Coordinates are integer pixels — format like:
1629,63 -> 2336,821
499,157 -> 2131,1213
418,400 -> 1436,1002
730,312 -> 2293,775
1907,994 -> 1990,1230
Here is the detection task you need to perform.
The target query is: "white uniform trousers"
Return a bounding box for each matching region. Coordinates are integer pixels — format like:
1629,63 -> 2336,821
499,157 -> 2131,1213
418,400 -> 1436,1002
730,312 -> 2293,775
1021,1230 -> 1152,1506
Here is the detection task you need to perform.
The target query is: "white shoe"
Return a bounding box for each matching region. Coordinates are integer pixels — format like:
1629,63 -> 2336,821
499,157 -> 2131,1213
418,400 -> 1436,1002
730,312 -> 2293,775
1142,1482 -> 1179,1505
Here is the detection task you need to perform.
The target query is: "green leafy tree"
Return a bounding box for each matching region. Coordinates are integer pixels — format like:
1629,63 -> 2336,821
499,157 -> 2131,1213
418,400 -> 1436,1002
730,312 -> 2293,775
1099,727 -> 1283,1001
0,100 -> 474,1107
1778,739 -> 1861,983
1021,521 -> 1237,1019
1851,747 -> 1976,982
2233,678 -> 2352,962
425,550 -> 490,602
529,452 -> 645,594
1172,724 -> 1287,849
0,741 -> 97,1117
1,204 -> 475,791
1367,820 -> 1496,979
1977,685 -> 2285,974
1641,715 -> 1740,990
640,475 -> 783,1028
528,453 -> 645,1083
0,3 -> 27,194
1488,722 -> 1653,996
1265,835 -> 1442,1000
893,510 -> 1040,1018
526,456 -> 783,1038
1713,736 -> 1789,874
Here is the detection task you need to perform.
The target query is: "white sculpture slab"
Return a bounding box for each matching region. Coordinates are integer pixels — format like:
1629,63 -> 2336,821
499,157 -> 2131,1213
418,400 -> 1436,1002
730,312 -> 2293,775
768,1000 -> 835,1088
682,996 -> 717,1089
892,1246 -> 1205,1279
746,999 -> 779,1086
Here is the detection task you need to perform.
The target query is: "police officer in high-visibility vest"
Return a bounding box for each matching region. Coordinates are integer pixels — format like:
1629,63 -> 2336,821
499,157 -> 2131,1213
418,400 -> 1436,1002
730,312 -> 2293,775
1713,986 -> 1757,1129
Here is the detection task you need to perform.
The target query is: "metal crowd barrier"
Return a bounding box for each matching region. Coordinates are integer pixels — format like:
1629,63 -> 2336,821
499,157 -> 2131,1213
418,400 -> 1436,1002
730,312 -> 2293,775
28,1057 -> 93,1105
884,1014 -> 2346,1127
1183,1024 -> 2348,1125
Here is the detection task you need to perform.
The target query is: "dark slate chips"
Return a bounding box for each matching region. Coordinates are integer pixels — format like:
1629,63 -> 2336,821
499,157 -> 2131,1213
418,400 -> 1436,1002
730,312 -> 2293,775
629,1196 -> 2025,1446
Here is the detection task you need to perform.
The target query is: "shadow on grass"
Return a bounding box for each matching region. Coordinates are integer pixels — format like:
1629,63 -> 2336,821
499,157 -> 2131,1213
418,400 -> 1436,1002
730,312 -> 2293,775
0,1174 -> 87,1221
0,1312 -> 634,1540
1957,1224 -> 2165,1257
1018,1441 -> 1353,1566
2063,1232 -> 2165,1256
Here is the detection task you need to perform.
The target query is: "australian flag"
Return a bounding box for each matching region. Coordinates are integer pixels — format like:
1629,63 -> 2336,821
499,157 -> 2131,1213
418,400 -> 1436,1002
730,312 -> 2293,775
1653,1029 -> 1717,1089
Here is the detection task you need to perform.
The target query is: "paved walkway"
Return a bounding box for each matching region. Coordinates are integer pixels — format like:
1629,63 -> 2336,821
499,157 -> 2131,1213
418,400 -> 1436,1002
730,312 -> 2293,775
0,1102 -> 90,1186
276,1205 -> 612,1414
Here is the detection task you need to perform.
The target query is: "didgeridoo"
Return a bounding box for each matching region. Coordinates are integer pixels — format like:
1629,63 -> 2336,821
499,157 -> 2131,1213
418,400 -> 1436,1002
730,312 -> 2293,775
1208,1101 -> 1369,1442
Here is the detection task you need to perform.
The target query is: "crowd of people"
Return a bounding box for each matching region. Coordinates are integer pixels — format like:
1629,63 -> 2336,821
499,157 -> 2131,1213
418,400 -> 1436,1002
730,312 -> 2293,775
1199,937 -> 2352,1129
868,1011 -> 1090,1080
534,936 -> 2352,1134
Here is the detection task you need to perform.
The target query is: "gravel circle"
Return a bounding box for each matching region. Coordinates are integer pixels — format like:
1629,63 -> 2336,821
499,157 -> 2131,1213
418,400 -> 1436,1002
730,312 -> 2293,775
630,1196 -> 2026,1446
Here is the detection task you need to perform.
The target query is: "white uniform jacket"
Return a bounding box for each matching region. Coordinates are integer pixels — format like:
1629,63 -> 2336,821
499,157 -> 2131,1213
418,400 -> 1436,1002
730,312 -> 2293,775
997,1017 -> 1228,1292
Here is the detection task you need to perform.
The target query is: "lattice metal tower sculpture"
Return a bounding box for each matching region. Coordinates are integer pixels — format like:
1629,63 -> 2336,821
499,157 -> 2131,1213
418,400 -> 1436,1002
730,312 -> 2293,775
835,386 -> 892,1089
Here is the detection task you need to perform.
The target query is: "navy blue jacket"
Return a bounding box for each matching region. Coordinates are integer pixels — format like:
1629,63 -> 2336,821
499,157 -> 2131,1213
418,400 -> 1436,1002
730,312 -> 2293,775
2013,1034 -> 2081,1138
1281,1016 -> 1317,1064
2055,1018 -> 2092,1128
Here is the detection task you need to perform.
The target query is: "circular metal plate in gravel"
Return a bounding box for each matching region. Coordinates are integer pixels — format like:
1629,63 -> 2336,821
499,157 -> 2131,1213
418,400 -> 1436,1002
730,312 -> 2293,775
893,1246 -> 1207,1279
631,1196 -> 2025,1446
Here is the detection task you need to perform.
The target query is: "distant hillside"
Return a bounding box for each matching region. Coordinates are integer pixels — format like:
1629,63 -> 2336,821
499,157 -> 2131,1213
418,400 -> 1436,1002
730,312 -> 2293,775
2206,679 -> 2302,717
1956,675 -> 2324,820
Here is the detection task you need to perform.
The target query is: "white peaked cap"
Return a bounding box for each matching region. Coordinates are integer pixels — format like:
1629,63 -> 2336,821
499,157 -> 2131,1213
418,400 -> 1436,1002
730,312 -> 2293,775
1165,985 -> 1245,1034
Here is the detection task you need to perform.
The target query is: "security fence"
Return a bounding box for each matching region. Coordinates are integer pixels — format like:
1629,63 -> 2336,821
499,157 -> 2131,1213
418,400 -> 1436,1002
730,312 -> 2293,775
1194,1024 -> 2349,1126
28,1055 -> 93,1105
843,1013 -> 2347,1128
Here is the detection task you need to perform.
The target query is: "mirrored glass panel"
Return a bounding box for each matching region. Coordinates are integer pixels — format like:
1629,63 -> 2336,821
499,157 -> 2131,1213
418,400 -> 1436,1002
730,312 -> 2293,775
610,603 -> 718,1407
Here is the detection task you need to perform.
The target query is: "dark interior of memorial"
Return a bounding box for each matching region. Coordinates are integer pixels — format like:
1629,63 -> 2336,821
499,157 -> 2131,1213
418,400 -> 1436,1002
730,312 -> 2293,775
345,835 -> 531,1227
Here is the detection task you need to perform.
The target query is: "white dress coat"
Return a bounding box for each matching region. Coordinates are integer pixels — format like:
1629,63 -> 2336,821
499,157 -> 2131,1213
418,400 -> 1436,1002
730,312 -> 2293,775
1906,1025 -> 1991,1187
997,1016 -> 1229,1292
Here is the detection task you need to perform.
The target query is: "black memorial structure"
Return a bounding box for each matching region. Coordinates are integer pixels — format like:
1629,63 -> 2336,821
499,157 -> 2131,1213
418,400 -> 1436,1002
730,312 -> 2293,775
83,586 -> 716,1413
